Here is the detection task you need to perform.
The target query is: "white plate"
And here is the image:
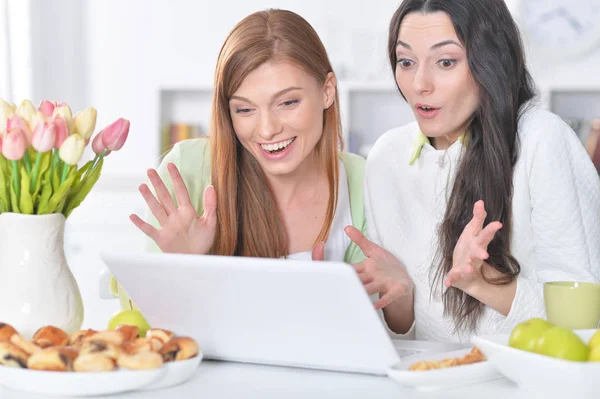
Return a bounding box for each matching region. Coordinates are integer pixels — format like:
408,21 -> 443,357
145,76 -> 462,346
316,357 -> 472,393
386,347 -> 501,390
472,329 -> 600,396
0,366 -> 163,396
0,353 -> 203,396
141,352 -> 203,391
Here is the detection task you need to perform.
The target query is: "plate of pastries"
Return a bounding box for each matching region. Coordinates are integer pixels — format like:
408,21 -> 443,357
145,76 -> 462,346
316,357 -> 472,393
0,322 -> 202,396
386,346 -> 501,390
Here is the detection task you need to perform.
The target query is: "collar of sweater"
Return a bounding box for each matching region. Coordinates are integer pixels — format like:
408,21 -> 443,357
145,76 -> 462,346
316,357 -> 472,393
409,130 -> 468,165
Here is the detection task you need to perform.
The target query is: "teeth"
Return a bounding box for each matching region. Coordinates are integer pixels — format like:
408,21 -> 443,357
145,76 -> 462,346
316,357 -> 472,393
261,138 -> 294,152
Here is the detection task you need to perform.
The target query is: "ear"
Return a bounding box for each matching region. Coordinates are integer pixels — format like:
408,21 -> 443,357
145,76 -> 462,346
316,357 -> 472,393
323,72 -> 337,109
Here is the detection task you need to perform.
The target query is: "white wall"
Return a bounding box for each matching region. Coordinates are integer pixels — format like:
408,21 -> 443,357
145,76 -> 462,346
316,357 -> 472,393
27,0 -> 600,179
81,0 -> 405,177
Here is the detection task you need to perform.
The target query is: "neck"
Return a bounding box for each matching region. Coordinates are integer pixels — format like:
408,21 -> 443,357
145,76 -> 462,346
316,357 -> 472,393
265,153 -> 327,208
431,131 -> 462,150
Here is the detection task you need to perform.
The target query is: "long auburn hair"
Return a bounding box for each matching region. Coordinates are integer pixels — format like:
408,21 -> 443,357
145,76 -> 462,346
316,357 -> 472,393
209,9 -> 343,258
388,0 -> 536,331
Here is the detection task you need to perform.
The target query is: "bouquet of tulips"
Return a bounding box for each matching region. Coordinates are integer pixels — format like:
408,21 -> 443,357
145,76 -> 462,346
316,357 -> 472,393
0,99 -> 130,218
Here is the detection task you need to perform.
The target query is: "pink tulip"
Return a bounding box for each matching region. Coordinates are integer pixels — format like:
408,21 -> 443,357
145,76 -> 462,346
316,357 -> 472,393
6,115 -> 32,144
101,118 -> 129,151
2,127 -> 27,160
38,100 -> 56,118
91,130 -> 111,155
53,115 -> 69,149
31,120 -> 57,152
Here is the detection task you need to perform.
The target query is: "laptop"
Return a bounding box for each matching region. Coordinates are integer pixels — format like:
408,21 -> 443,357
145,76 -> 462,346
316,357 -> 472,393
101,251 -> 464,375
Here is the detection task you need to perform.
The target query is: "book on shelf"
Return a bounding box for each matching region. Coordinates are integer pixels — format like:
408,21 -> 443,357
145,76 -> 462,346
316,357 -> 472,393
160,122 -> 206,157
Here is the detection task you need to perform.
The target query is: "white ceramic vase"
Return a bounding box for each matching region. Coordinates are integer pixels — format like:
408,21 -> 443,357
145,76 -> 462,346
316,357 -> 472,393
0,212 -> 84,338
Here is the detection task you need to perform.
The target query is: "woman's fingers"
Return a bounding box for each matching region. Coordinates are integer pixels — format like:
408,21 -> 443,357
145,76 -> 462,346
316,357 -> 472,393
464,200 -> 487,235
201,185 -> 217,229
311,241 -> 325,261
374,292 -> 395,310
357,272 -> 374,285
138,183 -> 168,225
147,168 -> 177,215
344,225 -> 379,258
364,280 -> 385,296
478,221 -> 503,248
129,214 -> 159,240
168,163 -> 193,208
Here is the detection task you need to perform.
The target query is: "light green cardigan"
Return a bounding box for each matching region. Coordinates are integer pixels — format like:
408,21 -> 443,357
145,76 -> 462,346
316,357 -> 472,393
113,138 -> 367,310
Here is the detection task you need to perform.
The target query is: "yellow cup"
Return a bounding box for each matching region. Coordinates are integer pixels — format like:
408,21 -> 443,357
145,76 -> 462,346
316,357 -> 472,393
544,281 -> 600,330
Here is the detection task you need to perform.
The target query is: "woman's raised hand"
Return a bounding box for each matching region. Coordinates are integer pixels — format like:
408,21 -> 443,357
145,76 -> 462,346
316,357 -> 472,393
129,163 -> 217,255
345,226 -> 414,310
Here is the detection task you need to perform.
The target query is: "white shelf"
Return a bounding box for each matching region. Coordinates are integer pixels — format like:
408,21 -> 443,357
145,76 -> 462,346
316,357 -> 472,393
157,81 -> 600,158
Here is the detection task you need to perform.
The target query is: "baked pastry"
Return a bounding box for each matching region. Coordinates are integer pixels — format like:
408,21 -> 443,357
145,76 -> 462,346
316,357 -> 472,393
84,330 -> 125,346
146,328 -> 174,344
0,323 -> 18,342
409,346 -> 486,371
135,337 -> 163,352
79,340 -> 120,360
32,326 -> 69,348
160,337 -> 199,362
10,334 -> 42,355
73,353 -> 116,372
27,347 -> 78,371
69,329 -> 97,349
117,351 -> 163,370
458,346 -> 486,365
121,337 -> 161,355
116,325 -> 139,341
0,341 -> 29,368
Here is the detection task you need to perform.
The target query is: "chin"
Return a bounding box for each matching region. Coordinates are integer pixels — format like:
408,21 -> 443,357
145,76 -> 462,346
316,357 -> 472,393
259,160 -> 299,177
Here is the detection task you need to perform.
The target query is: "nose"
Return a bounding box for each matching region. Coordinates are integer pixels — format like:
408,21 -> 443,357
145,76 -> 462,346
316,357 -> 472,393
257,111 -> 283,141
412,65 -> 433,95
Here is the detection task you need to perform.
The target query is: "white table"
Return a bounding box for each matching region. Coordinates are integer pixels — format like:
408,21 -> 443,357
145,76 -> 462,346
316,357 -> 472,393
0,359 -> 555,399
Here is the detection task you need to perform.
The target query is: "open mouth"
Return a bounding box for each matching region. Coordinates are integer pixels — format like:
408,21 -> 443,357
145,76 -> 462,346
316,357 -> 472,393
260,137 -> 296,154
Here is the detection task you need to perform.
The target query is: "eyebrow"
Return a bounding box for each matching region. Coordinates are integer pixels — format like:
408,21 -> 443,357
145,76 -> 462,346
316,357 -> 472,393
396,39 -> 462,51
230,86 -> 302,103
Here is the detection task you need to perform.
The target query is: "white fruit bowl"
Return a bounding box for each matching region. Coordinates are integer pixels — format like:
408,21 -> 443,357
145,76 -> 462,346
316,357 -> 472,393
472,329 -> 600,396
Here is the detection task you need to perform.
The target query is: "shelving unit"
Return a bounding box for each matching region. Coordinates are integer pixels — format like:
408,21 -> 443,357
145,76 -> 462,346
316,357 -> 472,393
157,82 -> 600,163
158,86 -> 213,156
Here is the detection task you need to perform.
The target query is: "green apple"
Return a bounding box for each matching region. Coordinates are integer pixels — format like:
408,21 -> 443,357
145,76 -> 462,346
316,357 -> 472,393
107,309 -> 151,337
534,326 -> 589,362
509,318 -> 554,352
587,329 -> 600,351
588,344 -> 600,362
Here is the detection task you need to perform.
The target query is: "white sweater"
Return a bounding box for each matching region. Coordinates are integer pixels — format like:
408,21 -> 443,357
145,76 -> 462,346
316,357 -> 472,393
365,106 -> 600,342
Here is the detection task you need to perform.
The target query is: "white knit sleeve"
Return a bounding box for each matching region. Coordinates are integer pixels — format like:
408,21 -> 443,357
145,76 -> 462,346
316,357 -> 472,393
501,115 -> 600,329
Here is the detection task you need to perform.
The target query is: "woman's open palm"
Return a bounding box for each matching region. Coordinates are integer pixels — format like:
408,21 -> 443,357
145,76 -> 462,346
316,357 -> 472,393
129,163 -> 217,255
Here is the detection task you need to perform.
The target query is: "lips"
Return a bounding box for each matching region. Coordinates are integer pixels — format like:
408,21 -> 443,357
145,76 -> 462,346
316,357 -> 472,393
415,103 -> 440,119
260,137 -> 295,153
258,137 -> 297,160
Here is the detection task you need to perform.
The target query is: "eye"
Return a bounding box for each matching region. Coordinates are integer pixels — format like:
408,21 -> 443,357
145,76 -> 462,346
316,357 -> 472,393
437,59 -> 457,68
235,108 -> 253,114
396,58 -> 415,68
280,99 -> 300,107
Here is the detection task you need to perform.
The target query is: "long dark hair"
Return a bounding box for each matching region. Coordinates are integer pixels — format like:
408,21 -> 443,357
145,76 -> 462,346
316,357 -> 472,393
388,0 -> 537,331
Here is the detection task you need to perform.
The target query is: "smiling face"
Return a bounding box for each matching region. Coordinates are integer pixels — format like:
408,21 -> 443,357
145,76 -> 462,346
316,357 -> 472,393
395,11 -> 480,148
228,61 -> 336,178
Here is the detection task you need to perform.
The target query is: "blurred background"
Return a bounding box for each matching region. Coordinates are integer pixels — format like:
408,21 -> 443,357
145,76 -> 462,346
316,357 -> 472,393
0,0 -> 598,328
